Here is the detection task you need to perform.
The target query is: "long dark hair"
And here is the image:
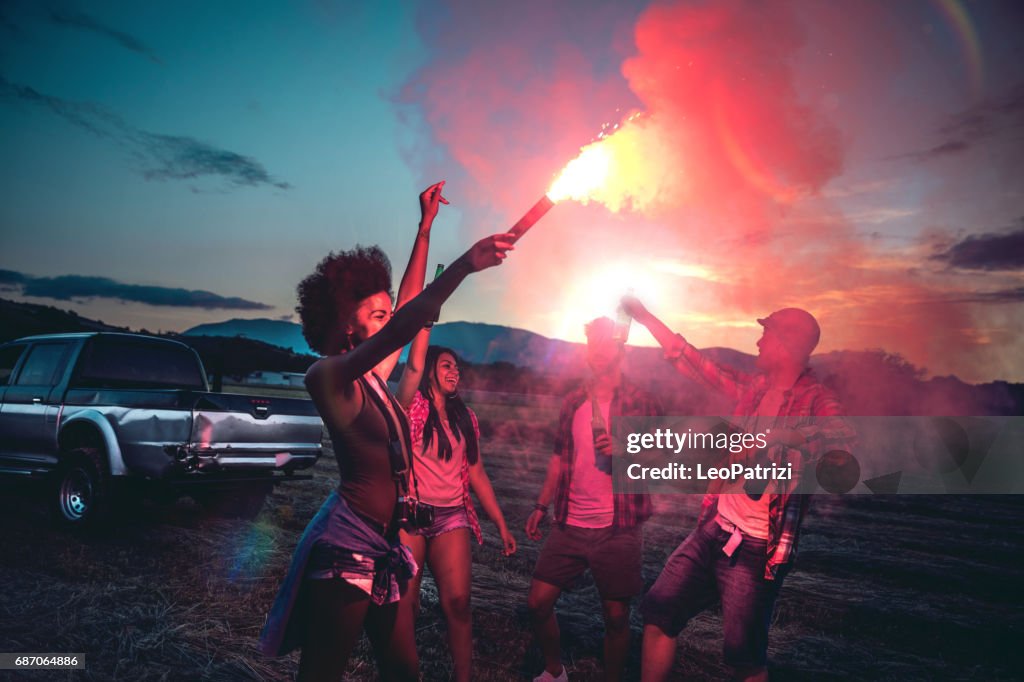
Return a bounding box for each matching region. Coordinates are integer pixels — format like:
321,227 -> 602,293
418,346 -> 479,464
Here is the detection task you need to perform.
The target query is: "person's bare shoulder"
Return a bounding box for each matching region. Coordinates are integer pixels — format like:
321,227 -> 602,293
305,358 -> 360,428
304,356 -> 330,390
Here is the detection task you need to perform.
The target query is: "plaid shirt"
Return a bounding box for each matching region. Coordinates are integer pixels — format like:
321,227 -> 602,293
551,378 -> 664,528
665,334 -> 855,580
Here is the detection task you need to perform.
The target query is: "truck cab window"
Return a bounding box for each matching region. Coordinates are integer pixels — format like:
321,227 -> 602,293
0,344 -> 26,385
76,337 -> 204,389
14,343 -> 71,386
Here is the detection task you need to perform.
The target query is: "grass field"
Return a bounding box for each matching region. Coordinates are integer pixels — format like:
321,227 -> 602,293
1,393 -> 1021,681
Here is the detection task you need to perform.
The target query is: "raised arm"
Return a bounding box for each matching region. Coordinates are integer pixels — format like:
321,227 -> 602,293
378,181 -> 448,381
397,327 -> 431,409
622,295 -> 749,402
307,234 -> 514,394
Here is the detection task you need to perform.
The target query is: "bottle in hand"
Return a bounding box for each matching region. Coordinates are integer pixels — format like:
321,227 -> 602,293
613,287 -> 634,343
591,397 -> 613,474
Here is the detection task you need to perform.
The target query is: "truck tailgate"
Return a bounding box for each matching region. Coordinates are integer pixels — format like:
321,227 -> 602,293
187,393 -> 322,471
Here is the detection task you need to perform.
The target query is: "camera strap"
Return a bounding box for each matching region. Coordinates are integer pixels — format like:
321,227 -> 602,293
359,374 -> 421,500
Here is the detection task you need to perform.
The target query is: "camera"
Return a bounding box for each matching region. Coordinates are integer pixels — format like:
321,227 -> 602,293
394,495 -> 435,531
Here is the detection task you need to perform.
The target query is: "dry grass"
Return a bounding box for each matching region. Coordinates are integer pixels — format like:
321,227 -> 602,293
1,394 -> 1022,680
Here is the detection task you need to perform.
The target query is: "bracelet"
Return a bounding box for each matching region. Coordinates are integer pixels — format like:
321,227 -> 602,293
533,503 -> 548,515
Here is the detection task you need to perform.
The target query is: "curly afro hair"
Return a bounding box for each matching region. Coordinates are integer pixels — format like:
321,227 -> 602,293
296,245 -> 393,355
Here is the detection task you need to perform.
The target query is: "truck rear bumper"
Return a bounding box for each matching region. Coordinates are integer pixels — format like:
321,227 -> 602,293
166,444 -> 320,475
193,451 -> 318,470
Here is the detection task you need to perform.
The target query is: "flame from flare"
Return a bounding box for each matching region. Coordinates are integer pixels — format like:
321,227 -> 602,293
546,144 -> 611,203
544,113 -> 688,214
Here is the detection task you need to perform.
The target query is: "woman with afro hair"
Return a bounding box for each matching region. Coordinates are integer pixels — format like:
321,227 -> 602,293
259,181 -> 515,681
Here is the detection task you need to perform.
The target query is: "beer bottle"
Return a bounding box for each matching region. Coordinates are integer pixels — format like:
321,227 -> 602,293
614,287 -> 634,343
591,392 -> 613,474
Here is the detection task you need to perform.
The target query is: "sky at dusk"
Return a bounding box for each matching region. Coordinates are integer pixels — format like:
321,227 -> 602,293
1,0 -> 1022,383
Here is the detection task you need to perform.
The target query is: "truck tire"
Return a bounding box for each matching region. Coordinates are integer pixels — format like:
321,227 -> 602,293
51,447 -> 112,530
195,483 -> 270,520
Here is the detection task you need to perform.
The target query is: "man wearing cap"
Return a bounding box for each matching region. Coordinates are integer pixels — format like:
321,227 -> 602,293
525,316 -> 663,682
621,297 -> 854,682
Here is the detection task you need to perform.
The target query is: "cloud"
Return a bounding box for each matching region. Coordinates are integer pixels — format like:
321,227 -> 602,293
844,207 -> 918,225
140,132 -> 291,188
899,140 -> 969,162
0,75 -> 291,190
897,81 -> 1024,161
1,270 -> 272,310
49,10 -> 161,64
933,220 -> 1024,271
950,287 -> 1024,304
939,82 -> 1024,139
821,178 -> 898,199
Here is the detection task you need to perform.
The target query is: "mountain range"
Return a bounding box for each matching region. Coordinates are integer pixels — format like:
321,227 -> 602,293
2,299 -> 1020,416
180,317 -> 1023,416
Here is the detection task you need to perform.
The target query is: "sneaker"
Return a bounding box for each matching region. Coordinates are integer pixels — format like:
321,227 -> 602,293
533,666 -> 568,682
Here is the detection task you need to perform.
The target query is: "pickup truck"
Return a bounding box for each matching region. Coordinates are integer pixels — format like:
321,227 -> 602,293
0,332 -> 323,528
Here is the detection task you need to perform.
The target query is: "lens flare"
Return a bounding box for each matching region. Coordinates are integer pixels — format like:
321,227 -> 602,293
227,521 -> 277,583
553,262 -> 666,343
933,0 -> 984,99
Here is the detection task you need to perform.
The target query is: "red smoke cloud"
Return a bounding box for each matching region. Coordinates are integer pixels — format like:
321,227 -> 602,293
399,0 -> 992,382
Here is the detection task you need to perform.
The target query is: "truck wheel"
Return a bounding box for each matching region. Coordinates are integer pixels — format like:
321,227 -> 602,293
196,483 -> 270,520
52,447 -> 111,530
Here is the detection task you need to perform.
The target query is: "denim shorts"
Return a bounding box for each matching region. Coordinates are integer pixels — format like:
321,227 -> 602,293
258,491 -> 416,657
641,518 -> 787,668
409,504 -> 472,539
533,524 -> 644,600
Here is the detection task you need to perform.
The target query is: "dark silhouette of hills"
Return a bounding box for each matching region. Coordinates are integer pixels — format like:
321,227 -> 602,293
165,334 -> 314,391
182,317 -> 754,373
3,299 -> 1021,415
0,297 -> 128,337
180,316 -> 1024,415
0,299 -> 315,390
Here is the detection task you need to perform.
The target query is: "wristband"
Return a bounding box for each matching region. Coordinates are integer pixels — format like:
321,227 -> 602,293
533,503 -> 548,515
